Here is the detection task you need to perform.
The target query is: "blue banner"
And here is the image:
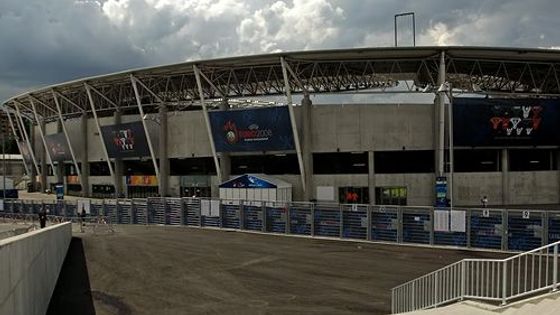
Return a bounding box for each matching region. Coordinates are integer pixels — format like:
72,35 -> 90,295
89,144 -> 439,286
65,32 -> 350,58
453,98 -> 560,146
209,106 -> 295,152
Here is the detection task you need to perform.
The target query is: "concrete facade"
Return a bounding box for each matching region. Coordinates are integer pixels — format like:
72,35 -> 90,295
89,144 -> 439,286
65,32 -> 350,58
0,222 -> 72,315
31,103 -> 560,206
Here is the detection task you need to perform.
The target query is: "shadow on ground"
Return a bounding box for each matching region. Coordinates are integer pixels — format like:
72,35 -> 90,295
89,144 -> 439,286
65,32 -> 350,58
47,237 -> 96,315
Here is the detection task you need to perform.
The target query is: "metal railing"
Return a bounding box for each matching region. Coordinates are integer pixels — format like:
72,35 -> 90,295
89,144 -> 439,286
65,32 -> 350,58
391,241 -> 560,314
0,198 -> 559,253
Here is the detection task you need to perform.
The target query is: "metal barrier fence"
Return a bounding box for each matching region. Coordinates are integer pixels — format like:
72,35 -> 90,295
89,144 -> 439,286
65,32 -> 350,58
391,240 -> 559,313
1,198 -> 560,252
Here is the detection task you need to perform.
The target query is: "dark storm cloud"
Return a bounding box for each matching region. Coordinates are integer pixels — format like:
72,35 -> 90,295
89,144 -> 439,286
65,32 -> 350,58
1,0 -> 559,101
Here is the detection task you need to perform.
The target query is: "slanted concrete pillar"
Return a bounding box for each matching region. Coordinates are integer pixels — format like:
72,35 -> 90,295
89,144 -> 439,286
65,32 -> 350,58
80,114 -> 89,197
114,110 -> 123,197
30,123 -> 39,191
159,103 -> 169,196
301,94 -> 313,201
368,150 -> 376,205
55,120 -> 63,185
218,99 -> 231,182
39,121 -> 47,193
501,148 -> 509,206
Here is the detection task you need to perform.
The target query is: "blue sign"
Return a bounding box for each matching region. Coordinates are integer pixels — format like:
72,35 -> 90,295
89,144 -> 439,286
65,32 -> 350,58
220,175 -> 276,189
435,176 -> 447,208
209,106 -> 295,152
453,98 -> 560,146
55,184 -> 64,200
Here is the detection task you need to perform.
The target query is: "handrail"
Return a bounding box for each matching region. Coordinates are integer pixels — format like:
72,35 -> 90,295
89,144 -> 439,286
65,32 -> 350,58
391,240 -> 560,314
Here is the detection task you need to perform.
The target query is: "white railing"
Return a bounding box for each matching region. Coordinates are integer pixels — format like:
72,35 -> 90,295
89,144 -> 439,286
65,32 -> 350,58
391,240 -> 560,314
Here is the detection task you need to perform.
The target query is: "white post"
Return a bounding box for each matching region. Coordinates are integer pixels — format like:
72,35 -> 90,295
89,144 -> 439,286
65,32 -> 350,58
29,97 -> 57,179
280,57 -> 306,194
13,102 -> 41,178
553,244 -> 558,291
192,65 -> 222,183
4,109 -> 30,176
52,91 -> 84,193
84,84 -> 117,194
130,75 -> 160,182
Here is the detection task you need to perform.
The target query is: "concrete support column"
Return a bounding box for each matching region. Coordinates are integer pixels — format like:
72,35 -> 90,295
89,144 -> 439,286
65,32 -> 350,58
501,148 -> 509,206
30,124 -> 39,191
114,110 -> 123,197
159,103 -> 169,196
39,121 -> 47,193
435,51 -> 446,177
301,94 -> 313,201
80,114 -> 89,197
218,100 -> 231,182
55,120 -> 63,185
368,150 -> 376,205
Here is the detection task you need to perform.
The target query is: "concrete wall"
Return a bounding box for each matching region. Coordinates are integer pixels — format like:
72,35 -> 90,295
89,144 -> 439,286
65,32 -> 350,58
0,222 -> 72,315
453,172 -> 503,206
509,171 -> 559,205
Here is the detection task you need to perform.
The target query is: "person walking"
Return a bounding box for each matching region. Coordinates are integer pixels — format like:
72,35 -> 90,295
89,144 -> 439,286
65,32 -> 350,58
38,209 -> 47,229
481,195 -> 488,208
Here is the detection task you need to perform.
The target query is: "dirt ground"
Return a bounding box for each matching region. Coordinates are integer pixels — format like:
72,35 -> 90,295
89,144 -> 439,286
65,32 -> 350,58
47,225 -> 506,315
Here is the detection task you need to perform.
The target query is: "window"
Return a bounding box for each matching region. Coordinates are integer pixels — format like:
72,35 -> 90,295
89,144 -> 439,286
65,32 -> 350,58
89,162 -> 113,176
375,151 -> 434,174
231,154 -> 299,175
454,149 -> 501,172
375,187 -> 407,205
92,184 -> 115,198
338,186 -> 369,204
170,158 -> 216,175
64,163 -> 81,176
509,149 -> 557,171
124,160 -> 156,175
313,152 -> 368,174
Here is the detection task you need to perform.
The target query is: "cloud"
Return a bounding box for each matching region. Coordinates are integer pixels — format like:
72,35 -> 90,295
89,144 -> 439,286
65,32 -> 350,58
1,0 -> 560,101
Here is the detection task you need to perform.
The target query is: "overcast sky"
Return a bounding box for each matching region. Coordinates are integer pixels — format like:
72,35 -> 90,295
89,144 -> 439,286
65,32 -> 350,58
1,0 -> 559,101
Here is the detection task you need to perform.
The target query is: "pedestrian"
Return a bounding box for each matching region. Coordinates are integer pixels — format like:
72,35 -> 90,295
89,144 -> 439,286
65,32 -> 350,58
38,209 -> 47,229
481,195 -> 488,208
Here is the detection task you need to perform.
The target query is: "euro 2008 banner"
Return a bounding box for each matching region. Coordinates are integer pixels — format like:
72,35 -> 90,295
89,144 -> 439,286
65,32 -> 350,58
208,106 -> 295,152
101,122 -> 151,158
453,98 -> 560,146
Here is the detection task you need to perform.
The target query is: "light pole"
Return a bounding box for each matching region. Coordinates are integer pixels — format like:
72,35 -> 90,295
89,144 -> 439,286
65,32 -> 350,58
394,12 -> 416,47
437,82 -> 454,209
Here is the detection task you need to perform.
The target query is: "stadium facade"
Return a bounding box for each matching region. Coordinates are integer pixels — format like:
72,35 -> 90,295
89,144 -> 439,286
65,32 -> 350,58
2,46 -> 560,207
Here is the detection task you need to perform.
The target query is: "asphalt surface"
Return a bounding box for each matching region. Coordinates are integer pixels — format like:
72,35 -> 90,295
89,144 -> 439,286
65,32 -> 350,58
48,225 -> 506,315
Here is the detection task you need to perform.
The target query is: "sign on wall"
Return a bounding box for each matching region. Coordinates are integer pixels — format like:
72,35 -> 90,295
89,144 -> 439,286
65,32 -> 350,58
101,121 -> 151,158
45,133 -> 72,161
126,175 -> 158,186
209,106 -> 295,152
453,98 -> 560,146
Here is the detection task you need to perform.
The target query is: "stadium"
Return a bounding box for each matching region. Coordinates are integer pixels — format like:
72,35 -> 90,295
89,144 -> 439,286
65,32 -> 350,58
2,46 -> 560,207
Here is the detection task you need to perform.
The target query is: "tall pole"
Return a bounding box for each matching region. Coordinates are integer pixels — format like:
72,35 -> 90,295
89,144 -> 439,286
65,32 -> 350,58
447,84 -> 454,209
2,132 -> 5,199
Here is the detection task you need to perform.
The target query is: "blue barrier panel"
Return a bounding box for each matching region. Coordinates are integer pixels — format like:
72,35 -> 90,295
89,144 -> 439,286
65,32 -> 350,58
132,199 -> 148,224
549,212 -> 560,244
314,204 -> 340,237
104,202 -> 118,224
508,210 -> 543,251
371,207 -> 398,242
3,200 -> 14,213
22,201 -> 33,214
117,201 -> 132,224
265,204 -> 286,233
44,202 -> 56,216
55,201 -> 64,216
12,201 -> 22,214
66,203 -> 77,218
289,203 -> 311,235
166,198 -> 183,225
402,209 -> 430,244
243,204 -> 263,231
200,199 -> 220,227
90,202 -> 103,217
147,198 -> 165,225
434,209 -> 467,247
470,210 -> 503,249
342,205 -> 368,240
221,202 -> 240,229
32,203 -> 42,214
184,198 -> 200,226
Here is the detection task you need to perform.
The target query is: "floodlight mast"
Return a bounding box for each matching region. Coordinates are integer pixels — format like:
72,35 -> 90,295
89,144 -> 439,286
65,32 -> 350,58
394,12 -> 416,47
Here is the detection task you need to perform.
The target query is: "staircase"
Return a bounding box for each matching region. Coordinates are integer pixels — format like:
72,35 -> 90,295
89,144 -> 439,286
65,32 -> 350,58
391,240 -> 560,314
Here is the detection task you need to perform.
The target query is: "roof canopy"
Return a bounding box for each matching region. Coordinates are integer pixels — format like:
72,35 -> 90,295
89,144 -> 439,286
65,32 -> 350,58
4,46 -> 560,123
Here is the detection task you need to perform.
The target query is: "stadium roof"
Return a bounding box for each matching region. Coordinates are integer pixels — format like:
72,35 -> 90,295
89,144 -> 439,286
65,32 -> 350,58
3,46 -> 560,122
